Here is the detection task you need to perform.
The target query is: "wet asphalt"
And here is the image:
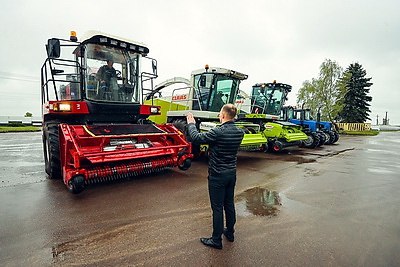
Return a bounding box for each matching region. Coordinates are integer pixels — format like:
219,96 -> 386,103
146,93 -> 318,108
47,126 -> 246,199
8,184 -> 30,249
0,131 -> 400,266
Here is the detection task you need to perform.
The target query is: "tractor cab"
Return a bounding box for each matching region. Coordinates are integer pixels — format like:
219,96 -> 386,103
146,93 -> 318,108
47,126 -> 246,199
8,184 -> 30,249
292,107 -> 318,131
295,108 -> 313,121
191,66 -> 246,112
42,31 -> 158,124
250,81 -> 292,116
146,65 -> 248,123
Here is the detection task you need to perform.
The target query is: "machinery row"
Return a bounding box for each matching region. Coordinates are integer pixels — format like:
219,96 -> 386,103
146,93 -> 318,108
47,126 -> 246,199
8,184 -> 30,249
41,31 -> 339,193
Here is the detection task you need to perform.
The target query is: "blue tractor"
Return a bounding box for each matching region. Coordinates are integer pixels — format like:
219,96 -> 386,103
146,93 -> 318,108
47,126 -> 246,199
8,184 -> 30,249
281,106 -> 339,148
315,109 -> 340,145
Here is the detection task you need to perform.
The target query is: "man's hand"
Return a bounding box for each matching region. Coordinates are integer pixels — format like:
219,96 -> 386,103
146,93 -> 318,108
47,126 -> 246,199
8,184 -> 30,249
186,112 -> 196,124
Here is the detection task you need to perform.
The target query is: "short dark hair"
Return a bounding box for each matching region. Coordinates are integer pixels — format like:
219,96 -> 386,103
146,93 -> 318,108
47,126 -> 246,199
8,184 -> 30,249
222,104 -> 237,119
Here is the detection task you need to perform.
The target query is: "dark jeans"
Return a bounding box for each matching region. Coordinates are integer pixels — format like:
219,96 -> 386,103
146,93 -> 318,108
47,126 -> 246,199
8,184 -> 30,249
208,173 -> 236,243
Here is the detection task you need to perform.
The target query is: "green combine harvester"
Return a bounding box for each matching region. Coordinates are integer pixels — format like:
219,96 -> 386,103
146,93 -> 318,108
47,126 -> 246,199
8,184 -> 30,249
144,65 -> 268,156
235,81 -> 308,152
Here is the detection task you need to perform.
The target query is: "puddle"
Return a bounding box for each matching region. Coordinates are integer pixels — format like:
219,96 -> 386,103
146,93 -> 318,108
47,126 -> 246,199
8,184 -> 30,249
367,168 -> 394,174
235,187 -> 282,217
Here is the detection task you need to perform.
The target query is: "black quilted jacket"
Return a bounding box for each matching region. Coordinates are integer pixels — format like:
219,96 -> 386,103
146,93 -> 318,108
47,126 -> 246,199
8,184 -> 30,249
187,121 -> 244,176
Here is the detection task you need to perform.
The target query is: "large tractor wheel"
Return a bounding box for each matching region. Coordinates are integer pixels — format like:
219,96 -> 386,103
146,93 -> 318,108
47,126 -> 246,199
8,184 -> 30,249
323,132 -> 331,145
172,119 -> 188,136
331,130 -> 340,144
302,132 -> 320,148
317,132 -> 326,147
43,124 -> 62,179
326,131 -> 336,145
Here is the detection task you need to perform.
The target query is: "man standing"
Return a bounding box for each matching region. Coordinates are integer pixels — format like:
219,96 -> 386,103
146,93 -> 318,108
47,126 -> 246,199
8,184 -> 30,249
186,104 -> 244,250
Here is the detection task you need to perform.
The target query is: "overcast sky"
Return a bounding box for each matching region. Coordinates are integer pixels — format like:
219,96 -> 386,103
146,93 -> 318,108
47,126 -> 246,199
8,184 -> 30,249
0,0 -> 399,125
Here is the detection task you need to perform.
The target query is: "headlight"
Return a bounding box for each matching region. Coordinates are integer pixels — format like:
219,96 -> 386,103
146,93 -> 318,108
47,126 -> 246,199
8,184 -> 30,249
150,106 -> 159,114
59,103 -> 71,111
52,102 -> 71,112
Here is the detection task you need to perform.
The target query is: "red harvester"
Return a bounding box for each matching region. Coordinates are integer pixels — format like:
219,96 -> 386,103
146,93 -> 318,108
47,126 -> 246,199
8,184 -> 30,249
41,31 -> 192,193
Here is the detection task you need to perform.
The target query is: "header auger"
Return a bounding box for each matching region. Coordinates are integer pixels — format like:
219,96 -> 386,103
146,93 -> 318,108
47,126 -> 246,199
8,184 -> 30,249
41,31 -> 192,193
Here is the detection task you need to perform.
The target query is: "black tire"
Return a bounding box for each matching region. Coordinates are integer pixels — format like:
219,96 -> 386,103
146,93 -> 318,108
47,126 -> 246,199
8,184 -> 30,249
272,141 -> 283,152
43,124 -> 62,179
172,119 -> 188,135
178,158 -> 192,170
266,141 -> 280,152
322,132 -> 331,145
317,132 -> 326,147
331,130 -> 340,144
326,130 -> 336,145
262,143 -> 269,152
302,132 -> 320,148
68,175 -> 85,194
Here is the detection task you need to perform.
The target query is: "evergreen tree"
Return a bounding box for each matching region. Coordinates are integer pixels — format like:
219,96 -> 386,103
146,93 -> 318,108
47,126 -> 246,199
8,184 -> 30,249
337,63 -> 373,123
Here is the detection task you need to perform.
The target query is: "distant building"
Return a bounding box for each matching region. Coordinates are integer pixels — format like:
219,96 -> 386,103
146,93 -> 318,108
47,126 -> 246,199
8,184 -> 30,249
0,115 -> 42,126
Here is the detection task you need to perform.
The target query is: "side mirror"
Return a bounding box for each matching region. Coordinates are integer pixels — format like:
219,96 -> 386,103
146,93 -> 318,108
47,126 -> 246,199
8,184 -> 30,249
200,75 -> 206,87
152,59 -> 157,76
46,38 -> 60,58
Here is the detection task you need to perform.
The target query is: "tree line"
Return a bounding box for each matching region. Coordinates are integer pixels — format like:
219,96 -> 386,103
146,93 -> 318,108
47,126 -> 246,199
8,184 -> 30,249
296,59 -> 373,123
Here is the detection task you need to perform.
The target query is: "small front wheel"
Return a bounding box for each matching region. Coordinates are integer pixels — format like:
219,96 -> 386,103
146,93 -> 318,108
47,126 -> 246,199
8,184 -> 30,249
68,175 -> 85,194
178,158 -> 192,171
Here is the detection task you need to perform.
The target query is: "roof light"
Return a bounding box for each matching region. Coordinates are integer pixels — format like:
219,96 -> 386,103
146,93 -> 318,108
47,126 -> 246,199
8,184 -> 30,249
70,31 -> 78,42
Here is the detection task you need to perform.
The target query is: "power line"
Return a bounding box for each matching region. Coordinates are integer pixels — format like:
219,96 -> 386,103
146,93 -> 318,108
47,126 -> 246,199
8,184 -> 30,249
0,75 -> 39,83
0,71 -> 40,83
0,71 -> 38,79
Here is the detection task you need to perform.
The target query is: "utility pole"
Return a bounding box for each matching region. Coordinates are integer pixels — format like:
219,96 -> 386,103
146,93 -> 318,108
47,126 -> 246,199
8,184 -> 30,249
383,112 -> 389,125
376,114 -> 379,125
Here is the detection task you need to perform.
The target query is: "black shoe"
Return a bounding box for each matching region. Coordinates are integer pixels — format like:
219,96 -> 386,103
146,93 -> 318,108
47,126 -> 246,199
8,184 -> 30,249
200,237 -> 222,250
223,228 -> 234,242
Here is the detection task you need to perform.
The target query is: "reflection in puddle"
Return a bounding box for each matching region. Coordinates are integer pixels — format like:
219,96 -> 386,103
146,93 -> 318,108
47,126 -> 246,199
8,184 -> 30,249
235,187 -> 282,217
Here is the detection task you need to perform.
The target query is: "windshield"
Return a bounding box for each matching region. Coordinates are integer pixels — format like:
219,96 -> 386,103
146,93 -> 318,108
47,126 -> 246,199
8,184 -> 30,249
84,44 -> 140,103
251,85 -> 284,116
193,73 -> 239,112
304,110 -> 312,120
282,107 -> 294,120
